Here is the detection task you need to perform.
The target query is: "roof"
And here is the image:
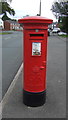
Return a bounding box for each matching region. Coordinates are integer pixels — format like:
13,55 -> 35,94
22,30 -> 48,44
5,20 -> 19,25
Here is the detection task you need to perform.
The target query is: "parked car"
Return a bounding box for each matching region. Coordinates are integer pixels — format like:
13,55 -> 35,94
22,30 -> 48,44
58,32 -> 67,35
48,28 -> 51,36
52,28 -> 60,33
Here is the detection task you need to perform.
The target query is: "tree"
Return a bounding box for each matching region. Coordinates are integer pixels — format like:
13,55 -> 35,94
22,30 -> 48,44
51,0 -> 68,33
0,0 -> 12,3
51,1 -> 68,19
58,16 -> 68,33
0,0 -> 15,21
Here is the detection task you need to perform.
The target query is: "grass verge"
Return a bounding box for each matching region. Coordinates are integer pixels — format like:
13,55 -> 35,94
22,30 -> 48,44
58,34 -> 68,38
0,32 -> 13,35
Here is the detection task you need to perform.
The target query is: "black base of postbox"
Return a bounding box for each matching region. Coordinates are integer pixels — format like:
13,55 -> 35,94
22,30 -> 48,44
23,90 -> 46,107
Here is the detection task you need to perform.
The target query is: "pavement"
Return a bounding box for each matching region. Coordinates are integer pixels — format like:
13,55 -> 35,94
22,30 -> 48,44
0,31 -> 2,109
1,35 -> 66,118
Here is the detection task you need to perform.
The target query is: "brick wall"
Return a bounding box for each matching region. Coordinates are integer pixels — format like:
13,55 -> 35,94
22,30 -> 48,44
4,21 -> 10,30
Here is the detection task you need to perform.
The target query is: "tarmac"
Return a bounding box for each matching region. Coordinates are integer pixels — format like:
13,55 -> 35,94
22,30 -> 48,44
1,35 -> 66,119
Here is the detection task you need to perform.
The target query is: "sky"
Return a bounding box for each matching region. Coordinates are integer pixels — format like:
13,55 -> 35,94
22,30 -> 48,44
9,0 -> 57,22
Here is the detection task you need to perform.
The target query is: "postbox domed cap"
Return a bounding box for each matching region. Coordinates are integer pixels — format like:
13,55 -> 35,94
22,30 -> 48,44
18,16 -> 53,25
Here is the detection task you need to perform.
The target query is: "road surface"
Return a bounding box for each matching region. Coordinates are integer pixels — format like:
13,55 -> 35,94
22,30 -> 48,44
2,31 -> 23,98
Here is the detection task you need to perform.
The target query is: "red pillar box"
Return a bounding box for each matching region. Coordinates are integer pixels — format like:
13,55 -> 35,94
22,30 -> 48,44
18,16 -> 53,107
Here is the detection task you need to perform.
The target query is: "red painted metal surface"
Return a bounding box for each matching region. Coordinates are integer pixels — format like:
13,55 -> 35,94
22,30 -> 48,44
18,16 -> 53,24
18,16 -> 53,93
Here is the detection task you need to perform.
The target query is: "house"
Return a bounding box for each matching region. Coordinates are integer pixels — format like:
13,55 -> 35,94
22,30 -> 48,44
52,22 -> 58,29
4,20 -> 22,31
0,18 -> 4,30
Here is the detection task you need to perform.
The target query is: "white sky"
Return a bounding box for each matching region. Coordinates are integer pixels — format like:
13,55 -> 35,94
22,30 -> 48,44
10,0 -> 56,22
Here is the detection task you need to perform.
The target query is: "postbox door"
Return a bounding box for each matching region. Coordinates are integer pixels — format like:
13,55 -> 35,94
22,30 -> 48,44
24,31 -> 47,93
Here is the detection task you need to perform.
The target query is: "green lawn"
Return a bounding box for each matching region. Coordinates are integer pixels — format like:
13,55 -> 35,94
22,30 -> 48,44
0,32 -> 13,35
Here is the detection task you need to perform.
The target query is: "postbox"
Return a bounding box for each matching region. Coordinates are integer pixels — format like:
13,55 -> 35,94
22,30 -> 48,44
18,16 -> 53,107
